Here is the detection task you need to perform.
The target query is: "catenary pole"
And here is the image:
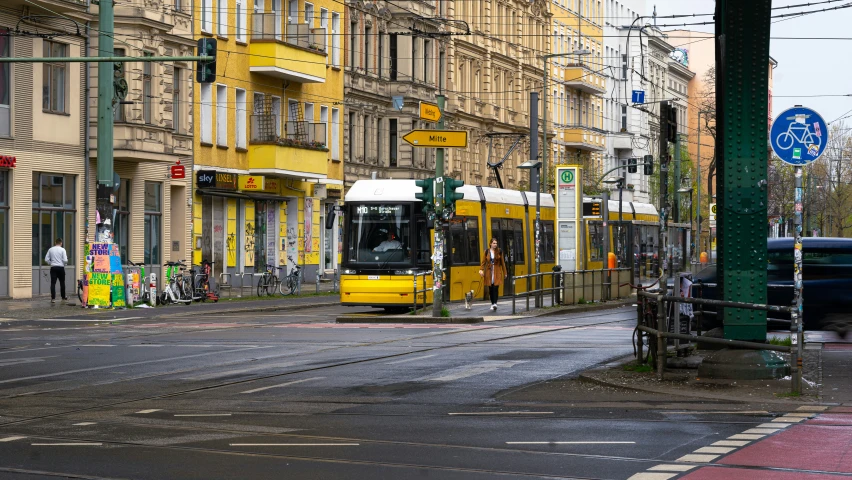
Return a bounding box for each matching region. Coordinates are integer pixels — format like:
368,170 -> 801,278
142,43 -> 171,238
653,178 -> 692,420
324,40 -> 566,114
431,94 -> 446,318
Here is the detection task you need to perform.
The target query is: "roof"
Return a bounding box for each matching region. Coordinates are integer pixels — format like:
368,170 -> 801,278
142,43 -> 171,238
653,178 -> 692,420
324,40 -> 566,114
344,179 -> 554,207
768,237 -> 852,250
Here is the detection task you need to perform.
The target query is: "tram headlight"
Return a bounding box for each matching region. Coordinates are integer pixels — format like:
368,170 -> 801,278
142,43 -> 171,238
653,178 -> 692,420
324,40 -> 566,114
343,269 -> 356,275
394,270 -> 414,275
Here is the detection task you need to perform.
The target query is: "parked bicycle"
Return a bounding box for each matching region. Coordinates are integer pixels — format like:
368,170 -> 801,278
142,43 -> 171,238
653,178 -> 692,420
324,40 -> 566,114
159,260 -> 193,305
280,257 -> 302,296
193,259 -> 219,302
127,260 -> 150,305
256,263 -> 282,297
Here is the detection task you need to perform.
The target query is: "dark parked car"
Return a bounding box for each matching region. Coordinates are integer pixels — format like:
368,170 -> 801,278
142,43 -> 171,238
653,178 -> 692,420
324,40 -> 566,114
673,237 -> 852,331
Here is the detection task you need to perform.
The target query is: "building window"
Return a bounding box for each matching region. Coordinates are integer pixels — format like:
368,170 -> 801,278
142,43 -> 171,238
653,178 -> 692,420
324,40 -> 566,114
363,114 -> 370,159
216,84 -> 227,146
142,52 -> 153,124
202,0 -> 212,32
0,29 -> 8,137
423,39 -> 430,84
350,21 -> 357,69
389,34 -> 397,80
200,83 -> 212,144
305,2 -> 314,26
320,8 -> 329,64
236,0 -> 246,42
32,173 -> 76,267
173,66 -> 182,133
348,111 -> 355,161
42,41 -> 67,114
113,49 -> 127,123
331,108 -> 340,161
218,0 -> 228,36
115,179 -> 131,264
144,182 -> 162,265
389,119 -> 397,167
0,172 -> 8,266
236,88 -> 247,148
331,12 -> 340,67
412,37 -> 418,81
364,25 -> 371,73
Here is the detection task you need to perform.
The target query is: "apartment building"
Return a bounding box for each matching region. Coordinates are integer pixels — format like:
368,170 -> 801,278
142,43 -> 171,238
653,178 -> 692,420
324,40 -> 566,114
343,1 -> 441,185
446,0 -> 549,190
192,0 -> 345,284
548,0 -> 607,193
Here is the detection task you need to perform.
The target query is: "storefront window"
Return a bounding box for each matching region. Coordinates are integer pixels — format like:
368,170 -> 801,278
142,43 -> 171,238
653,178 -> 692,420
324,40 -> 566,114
0,171 -> 8,266
144,182 -> 162,265
31,173 -> 75,266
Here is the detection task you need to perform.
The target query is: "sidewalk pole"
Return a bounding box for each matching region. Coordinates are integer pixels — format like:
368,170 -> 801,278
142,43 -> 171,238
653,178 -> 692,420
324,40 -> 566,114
793,166 -> 804,394
431,95 -> 447,318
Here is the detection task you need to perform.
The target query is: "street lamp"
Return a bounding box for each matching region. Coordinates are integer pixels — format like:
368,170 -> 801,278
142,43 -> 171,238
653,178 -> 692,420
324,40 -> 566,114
603,176 -> 625,265
696,109 -> 712,260
520,160 -> 542,305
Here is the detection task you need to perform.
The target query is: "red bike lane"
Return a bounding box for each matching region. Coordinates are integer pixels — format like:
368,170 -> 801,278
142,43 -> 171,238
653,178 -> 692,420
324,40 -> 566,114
681,407 -> 852,480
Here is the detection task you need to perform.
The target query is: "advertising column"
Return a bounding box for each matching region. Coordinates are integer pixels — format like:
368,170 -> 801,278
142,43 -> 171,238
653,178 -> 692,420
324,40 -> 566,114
555,166 -> 582,272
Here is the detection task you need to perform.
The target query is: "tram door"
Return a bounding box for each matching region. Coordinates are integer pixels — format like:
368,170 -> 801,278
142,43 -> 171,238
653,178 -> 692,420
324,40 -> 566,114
491,218 -> 524,296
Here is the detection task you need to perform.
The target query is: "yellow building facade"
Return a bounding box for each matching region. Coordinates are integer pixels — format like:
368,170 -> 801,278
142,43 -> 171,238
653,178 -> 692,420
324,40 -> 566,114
192,0 -> 345,285
548,0 -> 606,188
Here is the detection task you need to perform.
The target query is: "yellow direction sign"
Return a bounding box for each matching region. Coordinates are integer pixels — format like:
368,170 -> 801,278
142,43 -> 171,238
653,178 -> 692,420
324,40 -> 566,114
402,130 -> 468,148
419,101 -> 442,122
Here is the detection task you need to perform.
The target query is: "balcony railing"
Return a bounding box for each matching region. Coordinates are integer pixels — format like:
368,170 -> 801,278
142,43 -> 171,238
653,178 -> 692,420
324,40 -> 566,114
252,13 -> 327,52
250,114 -> 328,149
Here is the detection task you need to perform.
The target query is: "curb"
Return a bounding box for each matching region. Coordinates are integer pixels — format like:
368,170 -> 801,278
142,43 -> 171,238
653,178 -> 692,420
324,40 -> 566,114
528,299 -> 635,317
336,316 -> 484,324
577,368 -> 821,406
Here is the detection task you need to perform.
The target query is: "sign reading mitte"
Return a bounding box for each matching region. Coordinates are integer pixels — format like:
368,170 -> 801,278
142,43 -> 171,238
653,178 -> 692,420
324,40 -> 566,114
402,130 -> 468,148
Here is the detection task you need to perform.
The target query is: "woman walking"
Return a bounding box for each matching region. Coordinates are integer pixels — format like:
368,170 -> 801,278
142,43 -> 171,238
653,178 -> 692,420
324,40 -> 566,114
479,238 -> 507,311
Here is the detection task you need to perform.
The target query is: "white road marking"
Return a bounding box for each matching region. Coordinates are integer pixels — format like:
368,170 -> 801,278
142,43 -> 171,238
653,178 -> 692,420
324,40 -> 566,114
72,422 -> 97,426
627,473 -> 677,480
729,434 -> 765,440
712,440 -> 750,447
0,436 -> 26,442
0,356 -> 58,367
240,377 -> 324,394
773,417 -> 805,423
757,423 -> 790,428
129,345 -> 163,347
0,346 -> 269,386
71,345 -> 116,347
230,443 -> 359,447
506,441 -> 635,445
385,354 -> 437,365
797,405 -> 828,412
784,412 -> 815,417
422,360 -> 526,382
666,410 -> 769,415
135,409 -> 162,414
647,465 -> 696,472
676,454 -> 719,463
694,446 -> 735,454
449,412 -> 553,416
31,443 -> 102,446
742,428 -> 781,435
174,414 -> 232,417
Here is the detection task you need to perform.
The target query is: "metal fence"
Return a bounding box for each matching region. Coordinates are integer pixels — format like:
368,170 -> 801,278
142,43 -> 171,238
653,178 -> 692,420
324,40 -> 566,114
412,271 -> 432,312
250,114 -> 327,147
510,268 -> 633,314
252,13 -> 327,52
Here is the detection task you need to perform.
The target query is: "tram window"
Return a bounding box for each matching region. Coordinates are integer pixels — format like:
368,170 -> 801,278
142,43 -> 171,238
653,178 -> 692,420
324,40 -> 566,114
513,219 -> 525,263
541,221 -> 555,262
347,204 -> 411,265
416,218 -> 430,265
450,219 -> 466,265
465,217 -> 480,265
589,222 -> 604,262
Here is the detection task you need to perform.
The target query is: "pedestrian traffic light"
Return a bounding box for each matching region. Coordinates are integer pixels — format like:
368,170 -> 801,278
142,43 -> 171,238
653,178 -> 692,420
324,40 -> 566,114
196,38 -> 217,83
444,177 -> 465,209
414,178 -> 434,213
643,154 -> 654,175
628,157 -> 637,174
661,100 -> 678,143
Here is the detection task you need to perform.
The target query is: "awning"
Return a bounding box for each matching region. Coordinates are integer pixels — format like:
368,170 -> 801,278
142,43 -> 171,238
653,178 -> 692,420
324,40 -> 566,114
196,189 -> 250,199
245,192 -> 291,201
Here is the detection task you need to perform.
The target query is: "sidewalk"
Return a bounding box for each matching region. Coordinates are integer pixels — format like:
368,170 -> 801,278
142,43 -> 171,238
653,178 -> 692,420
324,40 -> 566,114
0,285 -> 340,322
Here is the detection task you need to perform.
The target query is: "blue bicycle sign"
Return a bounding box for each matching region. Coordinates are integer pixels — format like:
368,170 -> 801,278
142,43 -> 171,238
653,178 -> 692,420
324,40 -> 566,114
770,106 -> 828,166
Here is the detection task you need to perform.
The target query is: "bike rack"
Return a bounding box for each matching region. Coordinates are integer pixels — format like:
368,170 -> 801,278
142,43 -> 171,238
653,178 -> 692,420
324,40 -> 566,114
218,273 -> 232,298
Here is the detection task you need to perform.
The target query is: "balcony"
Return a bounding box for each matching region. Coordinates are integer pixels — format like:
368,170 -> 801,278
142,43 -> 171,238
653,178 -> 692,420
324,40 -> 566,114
561,126 -> 606,151
563,64 -> 606,95
249,114 -> 329,179
249,13 -> 327,83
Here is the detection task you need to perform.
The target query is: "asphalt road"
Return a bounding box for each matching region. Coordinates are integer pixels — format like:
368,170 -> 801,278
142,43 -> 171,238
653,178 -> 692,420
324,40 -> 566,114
0,304 -> 823,479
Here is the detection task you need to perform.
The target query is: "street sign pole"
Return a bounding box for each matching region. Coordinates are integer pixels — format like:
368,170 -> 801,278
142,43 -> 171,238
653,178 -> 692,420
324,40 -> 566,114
431,95 -> 447,318
769,105 -> 828,394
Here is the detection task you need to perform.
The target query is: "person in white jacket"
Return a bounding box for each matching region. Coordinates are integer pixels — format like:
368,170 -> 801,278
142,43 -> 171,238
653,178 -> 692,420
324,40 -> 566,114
44,238 -> 68,303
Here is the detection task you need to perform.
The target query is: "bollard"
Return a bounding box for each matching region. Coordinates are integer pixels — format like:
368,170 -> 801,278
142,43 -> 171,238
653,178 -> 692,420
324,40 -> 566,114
552,265 -> 562,305
656,296 -> 666,380
512,277 -> 516,315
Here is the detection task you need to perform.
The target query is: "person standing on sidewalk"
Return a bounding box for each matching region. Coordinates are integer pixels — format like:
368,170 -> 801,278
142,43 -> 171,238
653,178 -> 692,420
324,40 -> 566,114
479,238 -> 507,311
45,238 -> 68,303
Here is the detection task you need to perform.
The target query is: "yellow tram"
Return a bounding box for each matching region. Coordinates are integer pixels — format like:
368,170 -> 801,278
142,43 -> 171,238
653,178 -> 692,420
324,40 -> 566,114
339,180 -> 555,308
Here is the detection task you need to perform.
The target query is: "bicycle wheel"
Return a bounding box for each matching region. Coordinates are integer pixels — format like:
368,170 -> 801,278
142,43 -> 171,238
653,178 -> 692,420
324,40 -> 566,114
287,275 -> 298,295
776,131 -> 794,150
268,276 -> 279,297
257,274 -> 268,297
77,280 -> 83,303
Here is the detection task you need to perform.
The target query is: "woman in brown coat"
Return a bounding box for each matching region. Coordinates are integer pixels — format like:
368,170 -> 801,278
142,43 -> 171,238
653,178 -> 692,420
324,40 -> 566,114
479,237 -> 507,311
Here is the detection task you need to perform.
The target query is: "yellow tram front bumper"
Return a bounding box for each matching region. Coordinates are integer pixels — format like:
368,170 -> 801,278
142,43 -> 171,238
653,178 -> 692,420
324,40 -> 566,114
340,274 -> 434,307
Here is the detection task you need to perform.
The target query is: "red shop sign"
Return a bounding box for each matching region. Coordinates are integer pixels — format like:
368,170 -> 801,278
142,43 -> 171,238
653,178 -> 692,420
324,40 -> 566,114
0,156 -> 17,168
171,160 -> 186,179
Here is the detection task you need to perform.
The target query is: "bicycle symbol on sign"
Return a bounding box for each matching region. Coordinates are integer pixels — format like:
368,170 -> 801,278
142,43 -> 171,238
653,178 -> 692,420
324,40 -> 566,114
775,115 -> 821,152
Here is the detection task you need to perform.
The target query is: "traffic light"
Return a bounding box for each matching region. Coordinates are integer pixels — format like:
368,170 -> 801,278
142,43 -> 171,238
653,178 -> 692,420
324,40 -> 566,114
661,100 -> 678,143
628,157 -> 637,174
196,38 -> 217,83
444,177 -> 465,209
643,154 -> 654,175
414,178 -> 434,213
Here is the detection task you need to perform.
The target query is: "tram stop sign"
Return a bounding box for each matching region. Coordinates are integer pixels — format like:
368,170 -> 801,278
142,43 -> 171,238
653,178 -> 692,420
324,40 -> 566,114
770,106 -> 828,166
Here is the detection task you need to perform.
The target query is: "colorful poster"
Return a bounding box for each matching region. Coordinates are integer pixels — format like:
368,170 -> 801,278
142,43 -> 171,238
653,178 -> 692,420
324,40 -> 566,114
109,255 -> 122,273
111,274 -> 126,308
94,256 -> 110,272
87,273 -> 112,307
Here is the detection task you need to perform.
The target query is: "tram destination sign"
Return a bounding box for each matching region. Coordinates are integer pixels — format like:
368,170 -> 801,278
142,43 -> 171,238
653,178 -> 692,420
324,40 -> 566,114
402,130 -> 468,148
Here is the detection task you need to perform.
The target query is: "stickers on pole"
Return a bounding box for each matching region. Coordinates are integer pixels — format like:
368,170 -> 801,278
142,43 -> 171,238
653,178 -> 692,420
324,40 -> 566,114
770,106 -> 828,166
83,243 -> 126,309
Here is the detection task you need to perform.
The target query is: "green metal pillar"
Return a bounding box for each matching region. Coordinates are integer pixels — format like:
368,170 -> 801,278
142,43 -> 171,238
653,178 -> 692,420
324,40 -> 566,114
431,94 -> 446,318
716,0 -> 772,341
96,0 -> 116,242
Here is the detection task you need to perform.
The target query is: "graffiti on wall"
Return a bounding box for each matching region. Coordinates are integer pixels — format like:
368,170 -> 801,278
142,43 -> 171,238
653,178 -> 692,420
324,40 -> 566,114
304,198 -> 313,254
226,233 -> 236,266
244,221 -> 255,267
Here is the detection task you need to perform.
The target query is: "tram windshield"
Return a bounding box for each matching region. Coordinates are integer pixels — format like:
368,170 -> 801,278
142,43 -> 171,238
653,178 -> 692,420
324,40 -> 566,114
346,204 -> 412,266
